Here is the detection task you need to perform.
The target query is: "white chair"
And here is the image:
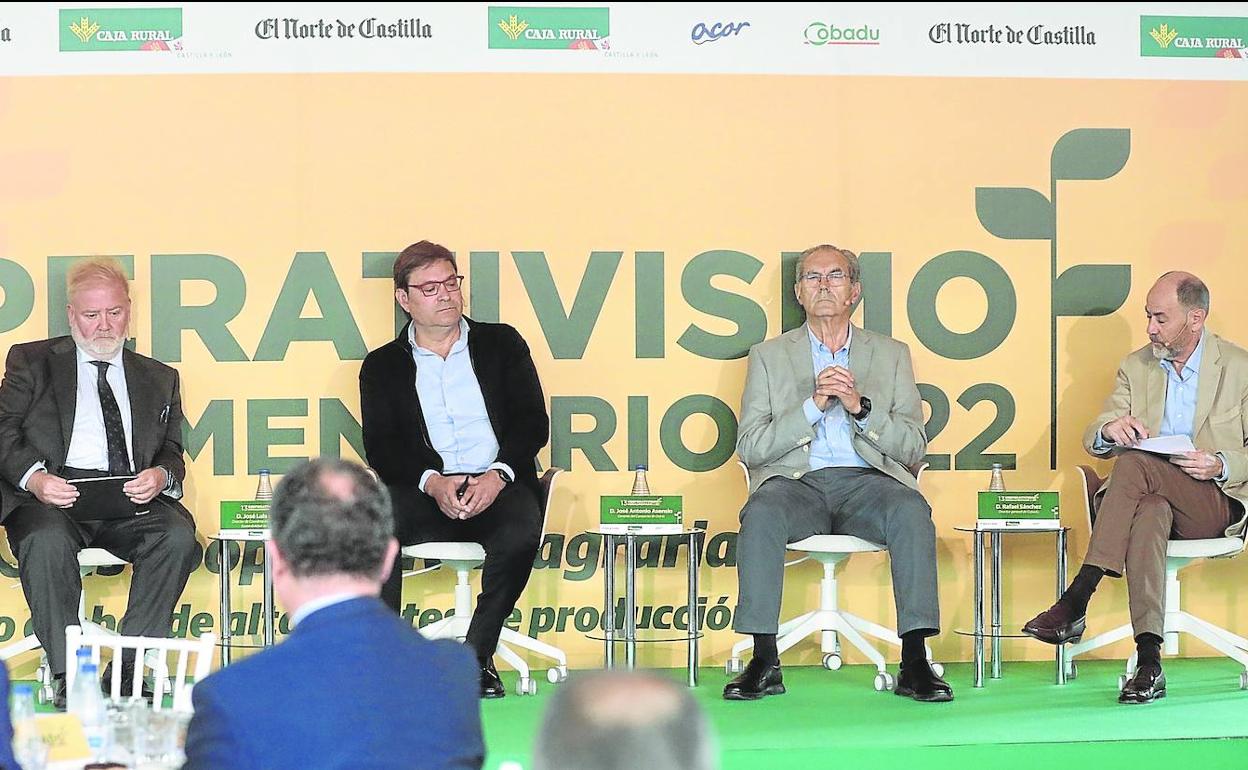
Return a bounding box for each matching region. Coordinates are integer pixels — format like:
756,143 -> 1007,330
402,467 -> 569,696
727,462 -> 939,692
65,624 -> 215,713
1064,465 -> 1248,689
0,547 -> 129,703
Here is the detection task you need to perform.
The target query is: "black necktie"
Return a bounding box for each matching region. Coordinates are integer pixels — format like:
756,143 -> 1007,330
90,360 -> 131,475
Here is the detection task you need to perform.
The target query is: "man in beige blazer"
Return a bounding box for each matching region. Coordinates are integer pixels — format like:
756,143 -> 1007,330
723,244 -> 952,703
1024,271 -> 1248,704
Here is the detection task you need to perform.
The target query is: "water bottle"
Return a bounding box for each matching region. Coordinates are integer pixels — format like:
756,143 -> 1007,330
989,462 -> 1006,492
68,648 -> 107,760
255,469 -> 273,501
11,682 -> 44,768
630,465 -> 651,496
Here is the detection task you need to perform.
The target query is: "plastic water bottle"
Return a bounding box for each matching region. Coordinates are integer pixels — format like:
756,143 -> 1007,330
255,469 -> 273,501
989,462 -> 1006,492
68,648 -> 107,760
630,465 -> 651,496
11,681 -> 45,768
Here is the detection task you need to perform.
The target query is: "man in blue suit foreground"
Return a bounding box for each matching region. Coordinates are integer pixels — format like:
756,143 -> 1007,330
182,458 -> 484,770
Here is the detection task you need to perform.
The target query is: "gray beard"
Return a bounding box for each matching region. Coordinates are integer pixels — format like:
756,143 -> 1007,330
70,329 -> 124,359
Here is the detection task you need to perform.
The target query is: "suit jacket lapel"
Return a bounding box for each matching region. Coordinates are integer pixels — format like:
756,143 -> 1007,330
1192,333 -> 1223,438
1143,356 -> 1166,433
848,325 -> 874,386
50,341 -> 77,454
123,348 -> 155,469
786,326 -> 815,404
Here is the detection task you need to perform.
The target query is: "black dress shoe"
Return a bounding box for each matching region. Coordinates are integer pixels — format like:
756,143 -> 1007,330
723,657 -> 785,701
1021,602 -> 1086,645
895,659 -> 954,703
52,673 -> 67,711
100,662 -> 155,700
479,660 -> 506,699
1119,665 -> 1166,704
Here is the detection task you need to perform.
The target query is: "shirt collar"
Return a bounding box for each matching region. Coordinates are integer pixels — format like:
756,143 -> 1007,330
408,317 -> 470,356
290,591 -> 367,628
1159,329 -> 1205,379
75,344 -> 124,367
807,323 -> 852,356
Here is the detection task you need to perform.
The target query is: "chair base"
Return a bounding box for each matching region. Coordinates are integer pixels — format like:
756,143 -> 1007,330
1066,610 -> 1248,684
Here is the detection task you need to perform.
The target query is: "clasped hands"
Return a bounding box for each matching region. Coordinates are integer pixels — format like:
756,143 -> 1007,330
427,471 -> 506,520
814,365 -> 863,416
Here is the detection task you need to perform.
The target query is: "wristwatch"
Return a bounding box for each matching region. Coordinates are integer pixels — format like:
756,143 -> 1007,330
494,468 -> 513,485
850,396 -> 872,421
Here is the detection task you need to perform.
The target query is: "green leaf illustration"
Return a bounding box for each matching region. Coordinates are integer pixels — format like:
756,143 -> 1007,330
1055,264 -> 1131,316
975,187 -> 1054,239
1051,128 -> 1131,181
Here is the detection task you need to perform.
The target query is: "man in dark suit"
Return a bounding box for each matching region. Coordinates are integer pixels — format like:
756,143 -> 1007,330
183,458 -> 484,770
0,258 -> 197,709
360,240 -> 548,699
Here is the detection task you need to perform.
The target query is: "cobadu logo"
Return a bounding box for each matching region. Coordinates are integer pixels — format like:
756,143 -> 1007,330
804,22 -> 880,46
59,8 -> 183,52
691,21 -> 749,45
1141,15 -> 1248,57
488,6 -> 609,50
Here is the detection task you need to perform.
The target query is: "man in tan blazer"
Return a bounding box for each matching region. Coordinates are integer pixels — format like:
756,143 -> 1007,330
723,244 -> 951,703
1024,271 -> 1248,704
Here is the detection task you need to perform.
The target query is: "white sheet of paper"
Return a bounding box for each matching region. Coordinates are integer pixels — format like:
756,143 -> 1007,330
1132,435 -> 1196,456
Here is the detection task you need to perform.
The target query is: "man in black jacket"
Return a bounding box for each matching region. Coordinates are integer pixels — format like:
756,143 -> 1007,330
360,240 -> 548,699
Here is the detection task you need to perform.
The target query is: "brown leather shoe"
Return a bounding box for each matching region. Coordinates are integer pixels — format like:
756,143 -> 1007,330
1119,665 -> 1166,704
1021,602 -> 1086,645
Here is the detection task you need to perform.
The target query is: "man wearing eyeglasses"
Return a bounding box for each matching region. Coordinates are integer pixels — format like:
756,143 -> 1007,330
724,244 -> 952,703
359,240 -> 549,700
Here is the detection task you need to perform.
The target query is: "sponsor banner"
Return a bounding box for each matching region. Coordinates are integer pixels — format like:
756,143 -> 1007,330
488,6 -> 609,50
928,22 -> 1096,46
59,7 -> 183,52
1141,15 -> 1248,58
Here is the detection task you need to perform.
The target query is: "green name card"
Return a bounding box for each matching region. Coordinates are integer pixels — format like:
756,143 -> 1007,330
600,495 -> 682,527
220,500 -> 271,530
978,491 -> 1059,520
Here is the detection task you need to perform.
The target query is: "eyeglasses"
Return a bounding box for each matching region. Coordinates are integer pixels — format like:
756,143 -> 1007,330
407,275 -> 464,297
800,270 -> 850,287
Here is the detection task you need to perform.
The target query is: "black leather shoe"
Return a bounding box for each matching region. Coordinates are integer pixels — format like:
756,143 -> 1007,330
1022,603 -> 1086,645
1119,665 -> 1166,704
723,657 -> 785,701
895,659 -> 954,703
100,662 -> 155,700
52,673 -> 67,711
479,660 -> 506,699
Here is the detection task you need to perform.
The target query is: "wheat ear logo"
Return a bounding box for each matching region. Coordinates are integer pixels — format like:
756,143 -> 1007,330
1150,24 -> 1179,48
69,16 -> 99,44
498,15 -> 528,41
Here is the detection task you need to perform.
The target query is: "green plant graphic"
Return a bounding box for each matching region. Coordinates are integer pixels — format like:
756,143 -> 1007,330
975,128 -> 1132,469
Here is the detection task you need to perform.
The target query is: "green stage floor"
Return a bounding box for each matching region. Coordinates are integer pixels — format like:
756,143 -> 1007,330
481,658 -> 1248,770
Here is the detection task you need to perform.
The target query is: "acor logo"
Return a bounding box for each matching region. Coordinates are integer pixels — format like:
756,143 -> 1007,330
691,20 -> 749,45
804,22 -> 880,46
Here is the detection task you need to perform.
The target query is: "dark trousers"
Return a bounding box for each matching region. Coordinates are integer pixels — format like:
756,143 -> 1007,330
734,467 -> 941,638
381,482 -> 542,660
1086,450 -> 1235,638
6,498 -> 198,675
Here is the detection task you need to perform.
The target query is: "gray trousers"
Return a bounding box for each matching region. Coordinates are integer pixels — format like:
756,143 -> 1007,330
734,467 -> 941,638
6,498 -> 199,675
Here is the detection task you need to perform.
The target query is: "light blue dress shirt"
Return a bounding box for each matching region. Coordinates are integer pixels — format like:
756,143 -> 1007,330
800,325 -> 871,472
409,320 -> 513,491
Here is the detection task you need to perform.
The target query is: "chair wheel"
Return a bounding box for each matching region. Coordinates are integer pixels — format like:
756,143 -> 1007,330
726,658 -> 744,675
822,653 -> 843,671
931,662 -> 945,678
547,666 -> 568,684
517,677 -> 537,696
873,672 -> 894,692
1239,671 -> 1248,690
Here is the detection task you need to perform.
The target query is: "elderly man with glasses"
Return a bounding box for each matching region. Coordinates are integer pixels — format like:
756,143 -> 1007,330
359,240 -> 549,700
723,244 -> 953,703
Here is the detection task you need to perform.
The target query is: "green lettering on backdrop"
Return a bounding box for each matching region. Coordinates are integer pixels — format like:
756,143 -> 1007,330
0,260 -> 34,334
677,250 -> 765,360
468,251 -> 500,323
627,395 -> 649,471
254,252 -> 366,361
659,395 -> 737,472
635,251 -> 665,358
246,398 -> 307,474
550,395 -> 617,471
151,254 -> 248,362
515,251 -> 621,360
318,398 -> 364,459
907,250 -> 1016,360
47,255 -> 135,338
183,399 -> 235,475
360,251 -> 404,334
